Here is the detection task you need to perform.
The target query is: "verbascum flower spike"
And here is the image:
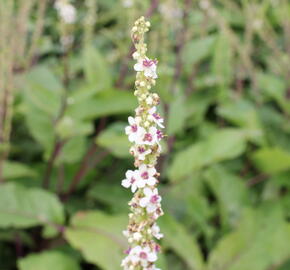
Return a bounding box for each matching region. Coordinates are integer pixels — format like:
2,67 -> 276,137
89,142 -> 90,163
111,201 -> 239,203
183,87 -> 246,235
54,0 -> 76,24
121,17 -> 164,270
54,0 -> 76,48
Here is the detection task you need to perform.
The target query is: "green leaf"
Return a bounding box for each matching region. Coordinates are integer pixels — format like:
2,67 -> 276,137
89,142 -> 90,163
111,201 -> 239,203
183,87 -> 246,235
2,161 -> 37,179
183,35 -> 216,69
258,106 -> 290,152
0,183 -> 64,229
159,215 -> 205,270
22,104 -> 54,151
66,90 -> 137,120
18,251 -> 80,270
185,90 -> 214,126
204,165 -> 248,228
83,45 -> 112,91
168,129 -> 247,181
260,71 -> 290,113
162,176 -> 213,241
208,207 -> 290,270
217,100 -> 264,145
56,117 -> 93,139
23,66 -> 63,116
96,122 -> 131,158
252,147 -> 290,174
65,211 -> 127,270
212,32 -> 233,99
257,72 -> 287,108
57,136 -> 86,164
87,182 -> 131,213
167,93 -> 187,135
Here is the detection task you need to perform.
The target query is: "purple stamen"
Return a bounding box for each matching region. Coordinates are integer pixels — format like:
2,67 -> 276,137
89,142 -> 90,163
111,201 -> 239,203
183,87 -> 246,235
130,177 -> 136,184
155,244 -> 161,253
125,247 -> 131,254
153,113 -> 161,120
157,130 -> 163,139
143,59 -> 154,67
138,146 -> 145,153
144,133 -> 153,142
139,252 -> 147,259
150,195 -> 159,204
131,124 -> 138,132
141,172 -> 149,179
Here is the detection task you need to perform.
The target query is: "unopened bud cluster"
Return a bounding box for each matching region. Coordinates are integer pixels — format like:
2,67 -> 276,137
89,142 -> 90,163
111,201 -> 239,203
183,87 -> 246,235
121,17 -> 164,270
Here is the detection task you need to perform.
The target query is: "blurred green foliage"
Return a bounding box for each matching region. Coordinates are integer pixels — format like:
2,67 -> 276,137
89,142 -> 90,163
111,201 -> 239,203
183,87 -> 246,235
1,0 -> 290,269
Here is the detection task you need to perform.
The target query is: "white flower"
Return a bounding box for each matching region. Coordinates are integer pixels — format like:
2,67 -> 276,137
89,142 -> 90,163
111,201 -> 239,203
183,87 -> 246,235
122,170 -> 146,192
148,107 -> 164,128
140,188 -> 161,213
130,145 -> 151,160
134,58 -> 158,79
125,116 -> 145,144
151,223 -> 163,239
55,1 -> 76,24
142,127 -> 158,145
128,246 -> 157,267
137,164 -> 157,186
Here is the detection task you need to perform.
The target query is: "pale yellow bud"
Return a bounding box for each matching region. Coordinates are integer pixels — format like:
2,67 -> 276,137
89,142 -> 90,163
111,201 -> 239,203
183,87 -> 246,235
146,96 -> 153,105
144,121 -> 150,127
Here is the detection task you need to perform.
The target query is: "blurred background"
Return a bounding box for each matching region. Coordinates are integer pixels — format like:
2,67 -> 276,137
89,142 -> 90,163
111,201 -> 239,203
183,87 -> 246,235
0,0 -> 290,269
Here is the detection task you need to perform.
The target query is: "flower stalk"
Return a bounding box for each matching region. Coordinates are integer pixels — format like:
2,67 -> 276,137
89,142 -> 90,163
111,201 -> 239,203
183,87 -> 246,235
121,17 -> 164,270
54,0 -> 76,50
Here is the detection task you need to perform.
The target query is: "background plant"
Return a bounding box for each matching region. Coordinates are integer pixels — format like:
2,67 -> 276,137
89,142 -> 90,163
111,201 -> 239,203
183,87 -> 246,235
1,0 -> 290,270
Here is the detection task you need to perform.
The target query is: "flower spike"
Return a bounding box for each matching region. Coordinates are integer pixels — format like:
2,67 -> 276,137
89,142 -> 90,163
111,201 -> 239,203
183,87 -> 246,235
121,17 -> 164,270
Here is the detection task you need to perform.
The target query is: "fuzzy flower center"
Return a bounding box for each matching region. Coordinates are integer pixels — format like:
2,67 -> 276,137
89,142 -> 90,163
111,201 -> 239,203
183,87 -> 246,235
143,59 -> 155,67
144,133 -> 153,142
130,177 -> 136,184
139,252 -> 148,259
141,172 -> 149,179
150,195 -> 159,203
131,124 -> 138,132
138,146 -> 146,153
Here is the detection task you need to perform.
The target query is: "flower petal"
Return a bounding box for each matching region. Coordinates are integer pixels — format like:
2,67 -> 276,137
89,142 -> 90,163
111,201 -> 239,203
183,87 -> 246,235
147,177 -> 156,186
131,184 -> 137,193
139,197 -> 149,207
121,179 -> 131,188
128,116 -> 135,125
148,252 -> 157,262
147,204 -> 157,213
143,187 -> 152,197
134,62 -> 143,72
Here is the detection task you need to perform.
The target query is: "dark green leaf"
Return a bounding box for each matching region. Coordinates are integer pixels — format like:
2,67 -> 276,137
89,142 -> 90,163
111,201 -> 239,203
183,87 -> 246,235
0,183 -> 64,229
18,251 -> 80,270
